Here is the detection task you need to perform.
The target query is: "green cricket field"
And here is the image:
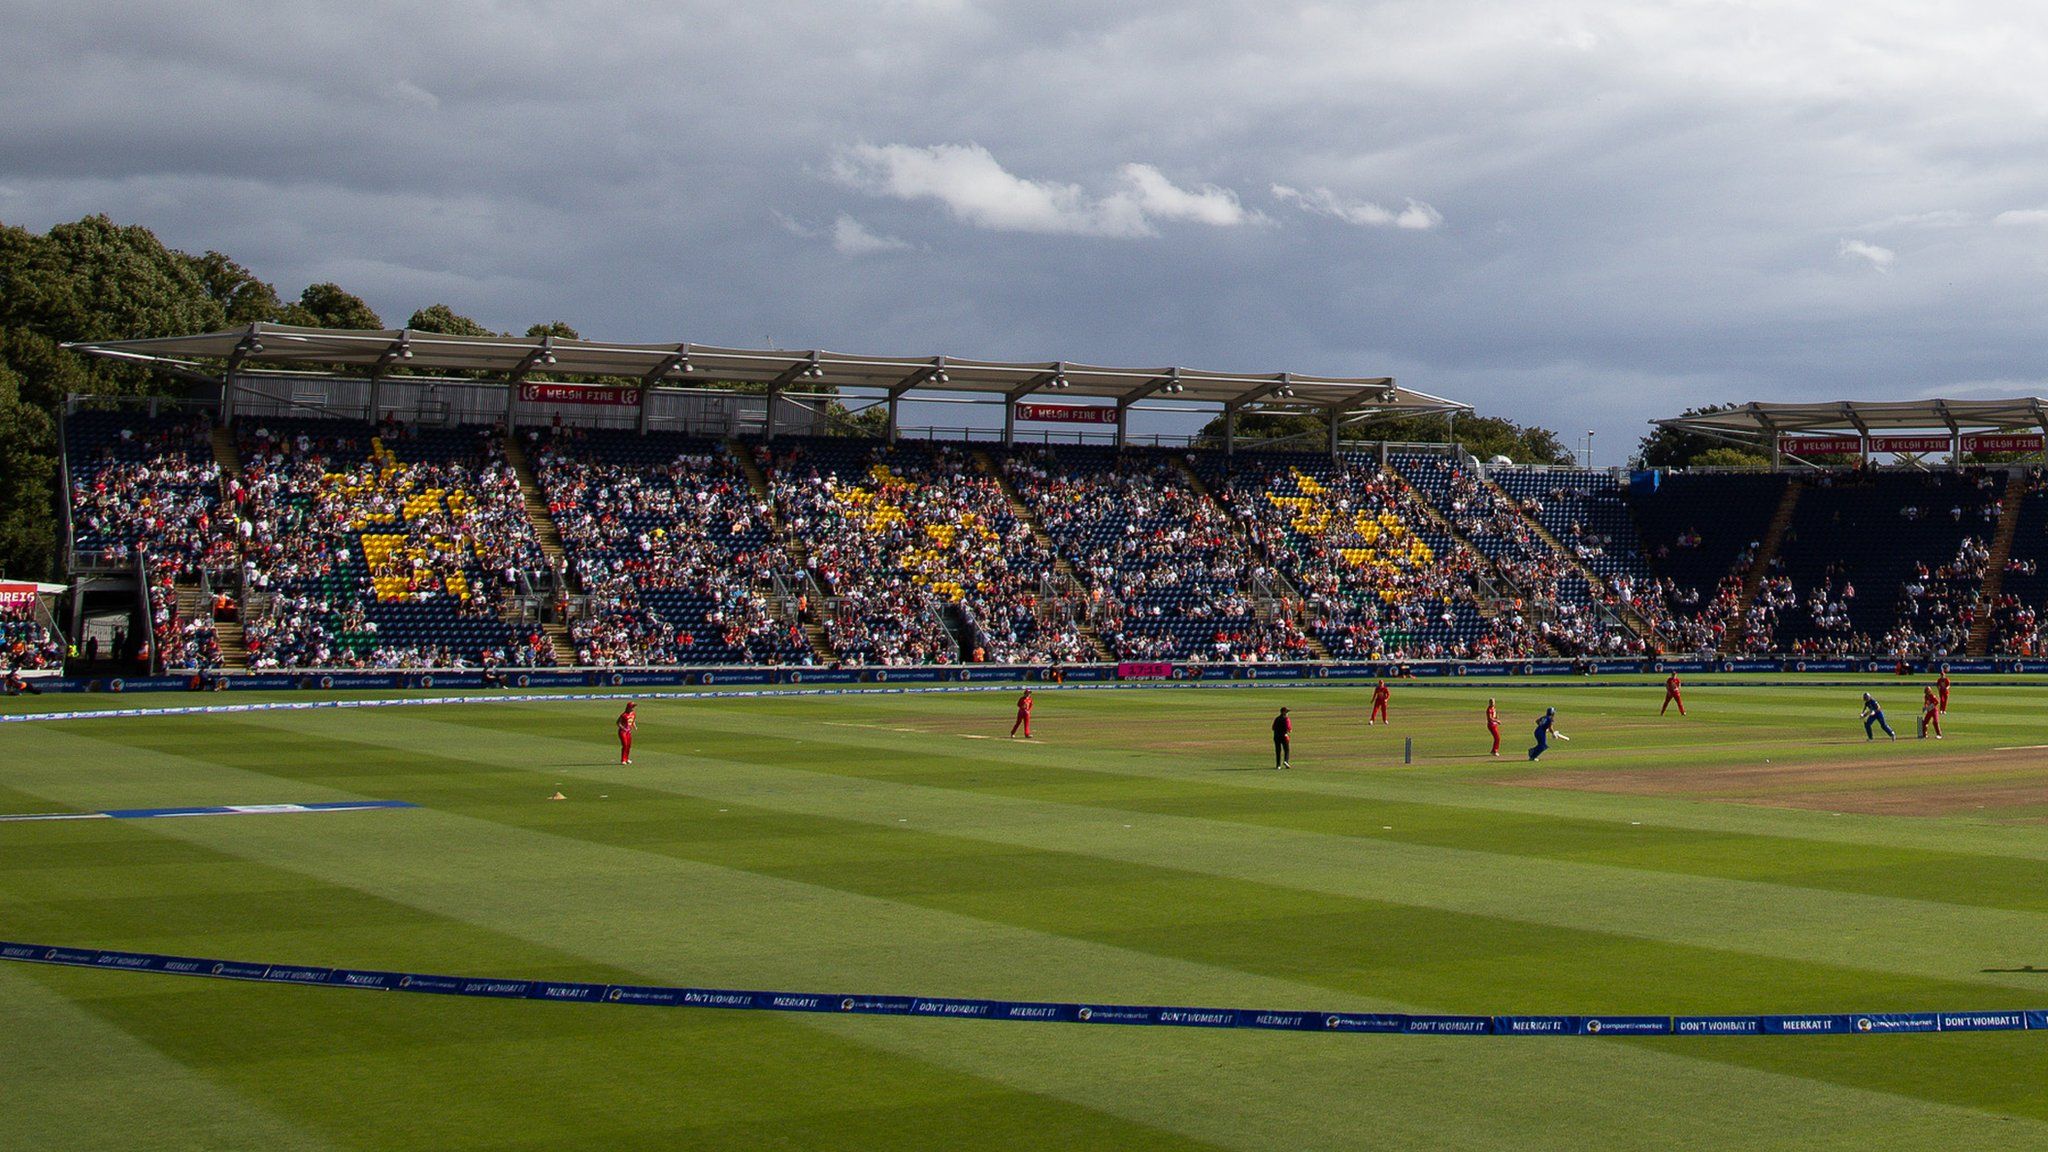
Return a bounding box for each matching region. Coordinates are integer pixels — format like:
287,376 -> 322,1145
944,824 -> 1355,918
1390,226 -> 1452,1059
6,677 -> 2048,1150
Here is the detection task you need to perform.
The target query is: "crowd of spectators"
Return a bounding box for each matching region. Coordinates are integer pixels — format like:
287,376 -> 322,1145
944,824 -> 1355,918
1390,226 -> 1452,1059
533,430 -> 799,665
1402,456 -> 1649,657
1207,456 -> 1517,659
764,441 -> 1073,665
68,413 -> 237,581
1,603 -> 63,671
227,418 -> 550,668
1000,448 -> 1298,662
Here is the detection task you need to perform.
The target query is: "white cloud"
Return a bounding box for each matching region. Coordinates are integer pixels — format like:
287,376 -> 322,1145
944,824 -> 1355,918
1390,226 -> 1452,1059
832,143 -> 1256,238
1838,238 -> 1897,272
1994,208 -> 2048,226
1271,185 -> 1442,230
831,214 -> 911,256
1114,163 -> 1264,228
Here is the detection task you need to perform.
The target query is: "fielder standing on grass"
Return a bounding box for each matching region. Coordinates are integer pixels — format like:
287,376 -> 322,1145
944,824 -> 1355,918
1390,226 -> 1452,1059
1368,679 -> 1391,726
1273,707 -> 1292,769
1486,698 -> 1501,757
1661,672 -> 1686,716
617,701 -> 637,764
1937,665 -> 1952,714
1010,689 -> 1034,739
1528,707 -> 1567,761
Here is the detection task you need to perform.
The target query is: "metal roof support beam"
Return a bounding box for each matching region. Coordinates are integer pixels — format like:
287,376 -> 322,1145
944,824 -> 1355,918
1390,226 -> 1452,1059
368,330 -> 413,427
1838,404 -> 1871,464
641,343 -> 692,388
504,336 -> 558,429
220,324 -> 264,427
765,353 -> 823,442
1116,369 -> 1180,451
1223,404 -> 1236,458
1004,364 -> 1066,446
638,344 -> 691,435
1932,399 -> 1961,469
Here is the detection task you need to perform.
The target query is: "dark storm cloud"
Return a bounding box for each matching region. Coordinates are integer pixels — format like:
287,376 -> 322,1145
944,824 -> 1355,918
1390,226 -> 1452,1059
7,1 -> 2048,453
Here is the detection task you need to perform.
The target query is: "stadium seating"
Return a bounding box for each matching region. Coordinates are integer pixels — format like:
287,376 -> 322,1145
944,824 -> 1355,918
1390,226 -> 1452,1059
1196,451 -> 1525,658
1983,473 -> 2047,656
234,417 -> 552,670
1391,455 -> 1648,656
70,402 -> 2048,666
762,437 -> 1087,665
996,444 -> 1307,661
1765,470 -> 2002,656
64,410 -> 236,670
0,605 -> 61,671
529,427 -> 808,666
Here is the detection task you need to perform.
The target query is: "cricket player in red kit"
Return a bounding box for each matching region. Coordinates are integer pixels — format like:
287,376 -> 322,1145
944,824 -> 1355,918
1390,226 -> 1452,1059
1919,684 -> 1943,739
1937,666 -> 1951,714
1011,689 -> 1034,738
1368,680 -> 1391,725
617,702 -> 637,764
1660,673 -> 1685,716
1486,698 -> 1501,757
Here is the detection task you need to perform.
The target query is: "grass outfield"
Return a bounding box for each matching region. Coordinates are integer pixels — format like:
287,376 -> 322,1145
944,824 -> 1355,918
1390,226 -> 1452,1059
7,678 -> 2048,1150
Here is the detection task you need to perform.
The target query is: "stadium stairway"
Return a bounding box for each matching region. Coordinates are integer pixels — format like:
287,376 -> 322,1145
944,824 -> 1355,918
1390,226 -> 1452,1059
977,450 -> 1115,662
1382,471 -> 1516,622
499,601 -> 577,666
208,423 -> 242,483
213,615 -> 247,670
1726,478 -> 1803,652
1173,458 -> 1333,660
1477,472 -> 1655,647
206,423 -> 251,661
1969,469 -> 2031,656
500,435 -> 578,594
729,440 -> 839,664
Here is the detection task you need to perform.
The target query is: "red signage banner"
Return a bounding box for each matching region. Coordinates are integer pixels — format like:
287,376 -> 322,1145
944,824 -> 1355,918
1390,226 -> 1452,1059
1777,436 -> 1861,455
0,582 -> 38,607
1868,436 -> 1952,454
1016,402 -> 1117,425
1116,662 -> 1174,680
1962,433 -> 2044,453
518,383 -> 641,406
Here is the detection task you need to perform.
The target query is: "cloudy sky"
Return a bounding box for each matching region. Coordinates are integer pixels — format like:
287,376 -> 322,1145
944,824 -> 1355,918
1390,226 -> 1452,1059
7,0 -> 2048,458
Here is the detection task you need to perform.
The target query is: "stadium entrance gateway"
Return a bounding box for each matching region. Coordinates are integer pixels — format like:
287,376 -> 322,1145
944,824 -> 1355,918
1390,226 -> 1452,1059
1653,400 -> 2048,468
63,324 -> 1470,458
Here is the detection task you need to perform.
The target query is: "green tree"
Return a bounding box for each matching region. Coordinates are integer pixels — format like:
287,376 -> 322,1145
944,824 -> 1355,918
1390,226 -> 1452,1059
1631,405 -> 1771,468
1692,446 -> 1773,469
524,321 -> 581,341
408,304 -> 496,337
191,252 -> 285,326
0,363 -> 58,577
1193,409 -> 1570,464
283,282 -> 382,330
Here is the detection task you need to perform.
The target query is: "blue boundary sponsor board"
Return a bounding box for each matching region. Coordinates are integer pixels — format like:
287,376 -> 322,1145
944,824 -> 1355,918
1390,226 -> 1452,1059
1941,1012 -> 2029,1031
1,941 -> 2043,1037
